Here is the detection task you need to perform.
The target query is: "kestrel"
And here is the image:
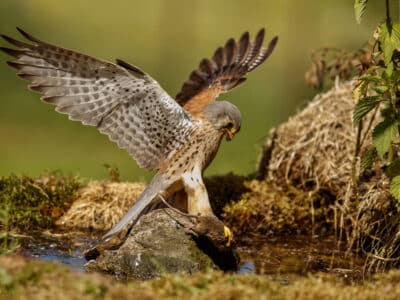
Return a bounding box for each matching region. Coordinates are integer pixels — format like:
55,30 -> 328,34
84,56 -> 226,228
1,28 -> 278,243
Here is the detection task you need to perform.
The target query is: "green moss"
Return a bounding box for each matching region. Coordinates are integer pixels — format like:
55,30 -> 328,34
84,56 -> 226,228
204,173 -> 250,216
222,179 -> 334,236
0,173 -> 82,231
1,256 -> 400,300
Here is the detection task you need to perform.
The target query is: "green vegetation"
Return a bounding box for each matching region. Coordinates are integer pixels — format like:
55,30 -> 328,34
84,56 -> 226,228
222,180 -> 332,237
1,256 -> 400,299
0,206 -> 18,255
0,173 -> 81,231
352,0 -> 400,205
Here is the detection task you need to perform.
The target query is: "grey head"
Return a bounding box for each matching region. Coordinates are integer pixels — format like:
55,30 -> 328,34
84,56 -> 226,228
202,101 -> 241,141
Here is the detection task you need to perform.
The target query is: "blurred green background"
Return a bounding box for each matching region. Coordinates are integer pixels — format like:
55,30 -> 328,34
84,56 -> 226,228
0,0 -> 395,181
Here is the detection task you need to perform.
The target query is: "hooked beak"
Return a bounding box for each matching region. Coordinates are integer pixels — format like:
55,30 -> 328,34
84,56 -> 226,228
224,128 -> 236,141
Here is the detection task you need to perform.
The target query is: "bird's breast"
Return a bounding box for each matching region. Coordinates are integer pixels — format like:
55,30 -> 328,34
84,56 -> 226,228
159,121 -> 223,180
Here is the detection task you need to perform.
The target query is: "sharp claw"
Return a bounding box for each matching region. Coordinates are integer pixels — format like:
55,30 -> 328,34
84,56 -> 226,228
224,225 -> 233,247
184,224 -> 198,237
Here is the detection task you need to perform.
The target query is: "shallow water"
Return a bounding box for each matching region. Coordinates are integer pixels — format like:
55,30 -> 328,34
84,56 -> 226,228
238,234 -> 364,283
17,231 -> 91,272
16,231 -> 364,282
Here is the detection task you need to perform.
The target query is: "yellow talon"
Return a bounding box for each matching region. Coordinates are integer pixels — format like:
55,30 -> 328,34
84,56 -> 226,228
223,226 -> 233,247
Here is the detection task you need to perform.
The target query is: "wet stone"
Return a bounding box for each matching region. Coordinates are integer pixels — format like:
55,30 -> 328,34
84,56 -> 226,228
85,208 -> 238,279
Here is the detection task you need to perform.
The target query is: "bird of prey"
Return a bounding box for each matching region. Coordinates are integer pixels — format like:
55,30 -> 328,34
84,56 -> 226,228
0,28 -> 278,243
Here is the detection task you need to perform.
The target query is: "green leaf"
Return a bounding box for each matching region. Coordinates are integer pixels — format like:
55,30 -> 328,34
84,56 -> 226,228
373,86 -> 389,94
372,118 -> 398,158
354,0 -> 368,24
385,160 -> 400,178
390,175 -> 400,201
384,61 -> 394,77
353,96 -> 381,125
379,22 -> 400,66
360,147 -> 377,171
358,75 -> 381,83
392,70 -> 400,81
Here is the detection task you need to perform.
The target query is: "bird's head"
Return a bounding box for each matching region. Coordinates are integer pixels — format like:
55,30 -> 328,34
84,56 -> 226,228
202,101 -> 241,141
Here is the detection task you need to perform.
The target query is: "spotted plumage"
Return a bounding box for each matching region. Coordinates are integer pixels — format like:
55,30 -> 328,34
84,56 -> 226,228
0,28 -> 278,242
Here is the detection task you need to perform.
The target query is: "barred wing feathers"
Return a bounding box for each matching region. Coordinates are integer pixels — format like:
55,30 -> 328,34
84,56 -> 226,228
0,28 -> 195,170
176,28 -> 278,113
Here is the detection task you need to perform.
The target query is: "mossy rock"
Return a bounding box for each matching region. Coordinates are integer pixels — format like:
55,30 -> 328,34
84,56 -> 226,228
86,209 -> 219,279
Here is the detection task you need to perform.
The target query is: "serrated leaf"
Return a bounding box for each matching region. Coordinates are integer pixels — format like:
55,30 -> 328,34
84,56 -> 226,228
353,96 -> 381,125
385,61 -> 394,77
358,75 -> 381,83
390,175 -> 400,201
385,160 -> 400,178
360,147 -> 377,171
379,22 -> 400,66
354,0 -> 368,24
372,118 -> 398,157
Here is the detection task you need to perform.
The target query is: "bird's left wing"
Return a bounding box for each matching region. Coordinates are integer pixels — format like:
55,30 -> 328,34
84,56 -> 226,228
1,28 -> 196,171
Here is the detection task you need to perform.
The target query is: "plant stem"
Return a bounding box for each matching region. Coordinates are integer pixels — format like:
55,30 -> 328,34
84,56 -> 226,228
386,0 -> 391,23
360,106 -> 379,147
352,122 -> 363,186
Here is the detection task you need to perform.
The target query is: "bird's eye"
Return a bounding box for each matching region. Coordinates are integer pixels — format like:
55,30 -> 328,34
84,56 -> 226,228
226,121 -> 234,129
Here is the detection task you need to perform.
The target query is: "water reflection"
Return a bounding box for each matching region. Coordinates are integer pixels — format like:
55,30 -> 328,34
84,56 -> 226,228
237,234 -> 364,283
15,232 -> 365,283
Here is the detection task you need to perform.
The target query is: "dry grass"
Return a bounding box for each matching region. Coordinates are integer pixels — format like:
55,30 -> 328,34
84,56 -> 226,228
258,80 -> 400,271
56,181 -> 146,231
340,169 -> 400,272
261,81 -> 362,195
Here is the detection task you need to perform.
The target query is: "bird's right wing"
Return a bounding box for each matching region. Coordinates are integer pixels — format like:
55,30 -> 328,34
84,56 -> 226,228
1,28 -> 197,171
176,28 -> 278,114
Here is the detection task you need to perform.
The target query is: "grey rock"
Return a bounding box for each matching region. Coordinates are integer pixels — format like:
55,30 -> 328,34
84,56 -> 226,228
85,208 -> 216,279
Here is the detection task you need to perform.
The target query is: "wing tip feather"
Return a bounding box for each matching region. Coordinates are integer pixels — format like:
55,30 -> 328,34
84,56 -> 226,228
257,28 -> 265,38
16,27 -> 39,43
176,28 -> 278,105
0,47 -> 19,57
6,60 -> 21,69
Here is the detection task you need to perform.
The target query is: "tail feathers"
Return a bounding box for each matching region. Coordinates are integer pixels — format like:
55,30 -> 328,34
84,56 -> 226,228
100,174 -> 168,243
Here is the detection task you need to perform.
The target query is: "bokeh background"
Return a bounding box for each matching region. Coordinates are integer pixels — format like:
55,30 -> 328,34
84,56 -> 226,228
0,1 -> 396,181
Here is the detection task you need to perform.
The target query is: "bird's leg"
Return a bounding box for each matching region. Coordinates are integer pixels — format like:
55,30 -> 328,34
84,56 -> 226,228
181,166 -> 213,216
157,194 -> 199,234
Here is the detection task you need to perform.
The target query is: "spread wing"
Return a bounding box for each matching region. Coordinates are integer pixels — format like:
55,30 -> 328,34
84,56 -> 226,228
0,28 -> 196,171
176,28 -> 278,114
